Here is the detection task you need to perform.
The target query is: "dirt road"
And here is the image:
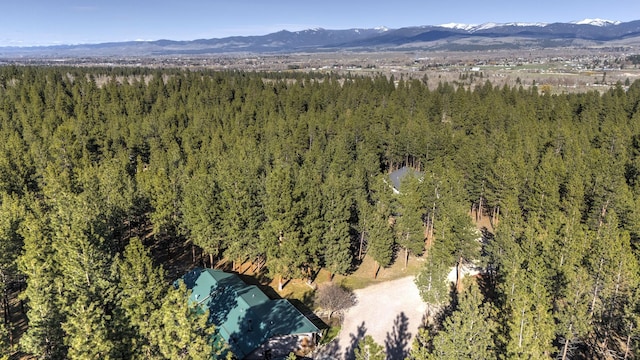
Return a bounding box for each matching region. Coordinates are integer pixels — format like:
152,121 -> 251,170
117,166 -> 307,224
314,276 -> 427,360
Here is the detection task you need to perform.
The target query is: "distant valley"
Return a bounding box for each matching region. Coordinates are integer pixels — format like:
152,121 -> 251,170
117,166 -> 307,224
1,18 -> 640,57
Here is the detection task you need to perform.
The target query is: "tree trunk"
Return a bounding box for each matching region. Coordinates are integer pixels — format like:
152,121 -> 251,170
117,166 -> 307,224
374,263 -> 381,279
456,257 -> 463,292
624,323 -> 632,360
2,288 -> 12,347
358,229 -> 365,260
591,257 -> 604,316
430,203 -> 436,240
2,291 -> 9,330
191,244 -> 196,264
404,246 -> 409,269
561,324 -> 572,360
278,275 -> 284,292
518,307 -> 525,348
209,253 -> 214,269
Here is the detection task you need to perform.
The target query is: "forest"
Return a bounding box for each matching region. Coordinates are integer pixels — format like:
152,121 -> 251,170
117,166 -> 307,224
0,65 -> 639,359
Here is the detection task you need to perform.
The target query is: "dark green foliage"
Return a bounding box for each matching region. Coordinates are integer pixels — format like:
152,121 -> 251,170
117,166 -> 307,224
0,66 -> 638,359
414,251 -> 451,306
148,282 -> 218,360
411,281 -> 497,360
115,237 -> 167,358
355,335 -> 386,360
363,202 -> 395,275
0,321 -> 7,360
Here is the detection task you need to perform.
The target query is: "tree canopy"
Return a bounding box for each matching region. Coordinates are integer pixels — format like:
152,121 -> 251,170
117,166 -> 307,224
0,66 -> 638,358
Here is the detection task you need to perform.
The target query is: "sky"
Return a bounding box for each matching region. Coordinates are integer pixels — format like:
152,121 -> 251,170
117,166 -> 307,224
2,0 -> 640,47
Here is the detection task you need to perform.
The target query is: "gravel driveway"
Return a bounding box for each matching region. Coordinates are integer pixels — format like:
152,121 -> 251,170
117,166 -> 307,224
314,276 -> 427,360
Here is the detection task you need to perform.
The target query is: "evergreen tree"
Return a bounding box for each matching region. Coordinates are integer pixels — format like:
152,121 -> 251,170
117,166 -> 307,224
415,250 -> 451,307
0,193 -> 25,351
217,140 -> 265,270
321,170 -> 354,278
148,282 -> 218,360
364,203 -> 395,278
115,237 -> 167,358
18,201 -> 67,359
261,162 -> 306,290
394,174 -> 425,268
181,168 -> 225,267
0,320 -> 8,360
354,335 -> 386,360
417,281 -> 497,359
62,293 -> 116,359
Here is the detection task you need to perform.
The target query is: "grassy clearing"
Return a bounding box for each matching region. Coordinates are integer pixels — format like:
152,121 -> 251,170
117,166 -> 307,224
337,254 -> 424,291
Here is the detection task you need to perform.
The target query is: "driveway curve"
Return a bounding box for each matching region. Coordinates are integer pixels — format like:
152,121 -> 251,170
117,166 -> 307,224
314,276 -> 427,360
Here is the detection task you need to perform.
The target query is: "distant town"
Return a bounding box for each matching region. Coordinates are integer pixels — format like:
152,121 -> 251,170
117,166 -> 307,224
3,47 -> 638,93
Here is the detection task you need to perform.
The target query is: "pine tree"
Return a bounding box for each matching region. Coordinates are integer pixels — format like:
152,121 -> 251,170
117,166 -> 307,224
62,293 -> 116,359
321,170 -> 354,278
364,203 -> 395,278
217,140 -> 265,270
355,335 -> 386,360
415,250 -> 451,307
181,168 -> 225,267
148,282 -> 218,360
295,153 -> 326,281
115,237 -> 167,358
427,281 -> 497,360
48,189 -> 121,358
262,162 -> 307,290
503,257 -> 555,359
18,201 -> 67,359
394,174 -> 425,268
0,316 -> 9,360
0,193 -> 25,352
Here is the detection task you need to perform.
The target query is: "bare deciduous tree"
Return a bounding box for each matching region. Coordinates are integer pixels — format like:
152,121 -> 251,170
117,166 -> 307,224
314,283 -> 356,319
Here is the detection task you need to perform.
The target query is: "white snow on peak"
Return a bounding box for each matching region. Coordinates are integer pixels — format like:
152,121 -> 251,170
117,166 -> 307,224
439,22 -> 547,32
500,22 -> 548,27
375,26 -> 390,32
474,22 -> 501,31
571,18 -> 621,26
438,23 -> 479,31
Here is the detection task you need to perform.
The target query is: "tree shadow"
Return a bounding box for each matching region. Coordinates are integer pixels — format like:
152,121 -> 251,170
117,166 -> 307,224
384,312 -> 411,360
344,321 -> 367,360
314,338 -> 342,360
480,226 -> 494,248
235,272 -> 278,300
288,298 -> 328,332
233,299 -> 313,359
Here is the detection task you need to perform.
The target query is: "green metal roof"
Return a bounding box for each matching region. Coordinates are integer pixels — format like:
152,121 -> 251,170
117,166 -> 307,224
182,268 -> 320,359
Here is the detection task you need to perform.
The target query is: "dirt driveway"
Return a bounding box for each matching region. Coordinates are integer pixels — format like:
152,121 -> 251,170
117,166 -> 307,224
314,276 -> 427,360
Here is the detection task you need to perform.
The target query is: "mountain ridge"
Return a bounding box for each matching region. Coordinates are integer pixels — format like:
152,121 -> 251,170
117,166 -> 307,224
2,19 -> 640,57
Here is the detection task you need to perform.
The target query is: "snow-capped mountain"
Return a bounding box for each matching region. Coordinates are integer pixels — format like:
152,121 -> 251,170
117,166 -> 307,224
571,18 -> 621,26
2,19 -> 640,56
438,23 -> 479,31
439,22 -> 548,32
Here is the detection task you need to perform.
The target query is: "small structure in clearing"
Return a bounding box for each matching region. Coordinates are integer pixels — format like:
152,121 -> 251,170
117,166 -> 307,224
388,166 -> 424,194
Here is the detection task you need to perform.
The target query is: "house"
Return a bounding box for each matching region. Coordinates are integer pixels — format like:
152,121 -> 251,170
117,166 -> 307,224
388,166 -> 424,194
181,268 -> 321,359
